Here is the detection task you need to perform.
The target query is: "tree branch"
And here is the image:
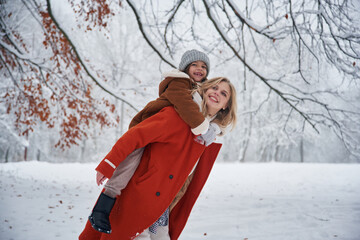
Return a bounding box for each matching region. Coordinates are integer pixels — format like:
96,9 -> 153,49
202,0 -> 319,133
164,0 -> 185,56
125,0 -> 176,69
46,0 -> 139,112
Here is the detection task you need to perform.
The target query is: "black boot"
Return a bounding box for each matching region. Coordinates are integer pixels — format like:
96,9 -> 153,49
89,193 -> 116,234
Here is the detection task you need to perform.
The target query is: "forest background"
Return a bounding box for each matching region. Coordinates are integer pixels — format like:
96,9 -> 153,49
1,0 -> 360,164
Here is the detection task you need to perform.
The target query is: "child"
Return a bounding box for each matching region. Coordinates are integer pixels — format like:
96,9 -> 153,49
88,49 -> 221,234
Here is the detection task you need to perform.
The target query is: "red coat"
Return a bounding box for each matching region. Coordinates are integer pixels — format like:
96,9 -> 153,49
79,107 -> 222,240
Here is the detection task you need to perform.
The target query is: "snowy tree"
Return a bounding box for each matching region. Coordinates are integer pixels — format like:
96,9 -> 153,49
1,0 -> 124,151
122,0 -> 360,160
0,0 -> 160,161
1,0 -> 359,162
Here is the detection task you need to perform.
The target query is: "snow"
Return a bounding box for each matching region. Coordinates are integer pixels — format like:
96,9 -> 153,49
0,161 -> 359,240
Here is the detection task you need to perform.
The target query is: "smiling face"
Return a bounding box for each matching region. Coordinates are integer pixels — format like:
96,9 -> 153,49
187,61 -> 208,82
204,81 -> 231,116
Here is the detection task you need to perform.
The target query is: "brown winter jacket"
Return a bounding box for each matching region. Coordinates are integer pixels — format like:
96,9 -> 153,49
129,70 -> 210,135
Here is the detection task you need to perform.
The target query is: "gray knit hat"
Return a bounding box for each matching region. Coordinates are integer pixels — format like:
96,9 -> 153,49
178,49 -> 210,76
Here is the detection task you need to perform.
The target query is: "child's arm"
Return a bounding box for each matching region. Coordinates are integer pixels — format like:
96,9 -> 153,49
196,122 -> 222,146
160,70 -> 209,135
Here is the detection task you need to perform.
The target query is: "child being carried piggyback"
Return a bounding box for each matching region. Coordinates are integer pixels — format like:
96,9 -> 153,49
88,49 -> 222,234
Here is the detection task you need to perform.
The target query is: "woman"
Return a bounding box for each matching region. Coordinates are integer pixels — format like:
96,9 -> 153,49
79,77 -> 237,240
88,50 -> 217,235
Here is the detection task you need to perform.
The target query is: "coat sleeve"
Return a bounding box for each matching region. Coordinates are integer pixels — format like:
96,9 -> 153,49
96,108 -> 174,179
162,78 -> 209,135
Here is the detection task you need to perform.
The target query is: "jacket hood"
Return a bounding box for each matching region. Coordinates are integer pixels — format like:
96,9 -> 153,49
159,69 -> 191,95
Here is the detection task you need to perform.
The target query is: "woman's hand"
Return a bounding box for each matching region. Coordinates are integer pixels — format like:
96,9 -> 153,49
96,171 -> 107,186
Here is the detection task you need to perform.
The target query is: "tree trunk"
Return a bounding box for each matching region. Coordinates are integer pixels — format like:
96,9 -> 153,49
24,146 -> 28,161
300,138 -> 304,163
36,149 -> 41,161
5,148 -> 10,163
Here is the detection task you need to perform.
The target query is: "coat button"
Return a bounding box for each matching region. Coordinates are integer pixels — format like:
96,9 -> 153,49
169,174 -> 174,179
156,192 -> 160,196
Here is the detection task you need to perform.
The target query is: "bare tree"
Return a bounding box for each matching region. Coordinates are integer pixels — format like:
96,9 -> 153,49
124,0 -> 360,158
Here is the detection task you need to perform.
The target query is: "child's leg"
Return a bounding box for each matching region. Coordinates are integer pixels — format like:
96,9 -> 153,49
104,147 -> 145,198
89,147 -> 145,234
88,192 -> 116,234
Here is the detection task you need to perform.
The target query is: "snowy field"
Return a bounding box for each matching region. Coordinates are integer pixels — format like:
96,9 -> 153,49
0,161 -> 359,240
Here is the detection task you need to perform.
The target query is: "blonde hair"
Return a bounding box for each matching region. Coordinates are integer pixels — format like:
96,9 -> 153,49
195,77 -> 237,130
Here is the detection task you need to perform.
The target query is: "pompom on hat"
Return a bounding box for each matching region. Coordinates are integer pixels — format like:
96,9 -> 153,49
178,49 -> 210,77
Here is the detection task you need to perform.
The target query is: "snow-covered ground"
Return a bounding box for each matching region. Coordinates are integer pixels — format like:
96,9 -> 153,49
0,161 -> 359,240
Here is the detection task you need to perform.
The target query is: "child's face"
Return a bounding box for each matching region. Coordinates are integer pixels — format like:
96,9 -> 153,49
187,61 -> 207,82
